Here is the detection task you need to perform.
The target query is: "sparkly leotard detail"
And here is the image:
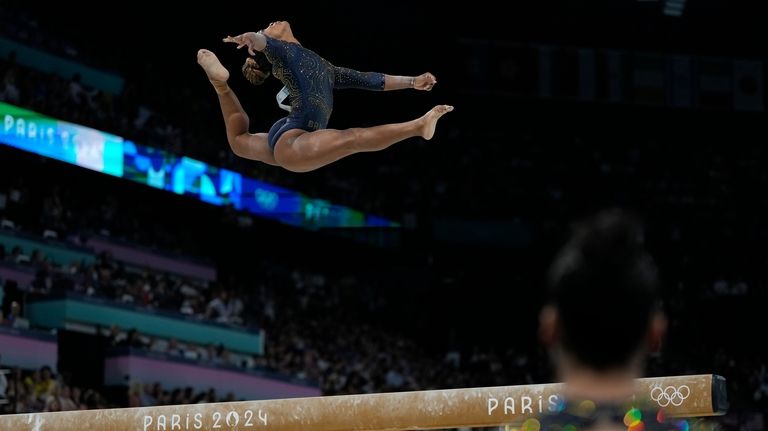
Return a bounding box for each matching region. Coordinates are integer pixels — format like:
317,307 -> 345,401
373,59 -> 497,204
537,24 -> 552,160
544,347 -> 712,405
262,36 -> 385,150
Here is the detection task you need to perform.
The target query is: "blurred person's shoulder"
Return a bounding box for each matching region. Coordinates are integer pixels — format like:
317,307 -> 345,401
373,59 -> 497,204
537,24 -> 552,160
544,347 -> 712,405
536,400 -> 720,431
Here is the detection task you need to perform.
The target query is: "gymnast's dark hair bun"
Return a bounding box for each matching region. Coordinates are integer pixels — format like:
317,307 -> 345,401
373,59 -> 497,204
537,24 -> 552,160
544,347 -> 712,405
242,52 -> 271,86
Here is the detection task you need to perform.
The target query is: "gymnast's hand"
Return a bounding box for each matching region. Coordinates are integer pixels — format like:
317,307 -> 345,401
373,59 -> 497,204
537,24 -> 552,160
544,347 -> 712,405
223,32 -> 261,56
413,73 -> 437,91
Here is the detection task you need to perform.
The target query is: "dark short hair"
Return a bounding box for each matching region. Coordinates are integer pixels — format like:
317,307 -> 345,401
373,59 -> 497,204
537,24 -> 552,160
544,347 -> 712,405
242,52 -> 271,86
547,209 -> 660,370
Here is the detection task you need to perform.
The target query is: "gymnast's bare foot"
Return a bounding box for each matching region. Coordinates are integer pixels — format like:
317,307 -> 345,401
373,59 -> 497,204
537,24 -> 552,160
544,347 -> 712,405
197,49 -> 230,92
419,105 -> 453,140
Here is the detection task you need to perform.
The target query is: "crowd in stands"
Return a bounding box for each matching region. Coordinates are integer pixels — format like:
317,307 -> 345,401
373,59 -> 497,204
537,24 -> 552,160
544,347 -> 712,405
0,170 -> 546,408
0,365 -> 107,414
0,363 -> 240,413
0,4 -> 101,70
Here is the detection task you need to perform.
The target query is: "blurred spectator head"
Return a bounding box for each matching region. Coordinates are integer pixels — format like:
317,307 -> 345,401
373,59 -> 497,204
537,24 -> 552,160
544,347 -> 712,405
40,366 -> 52,381
9,301 -> 21,318
9,301 -> 30,330
541,209 -> 666,372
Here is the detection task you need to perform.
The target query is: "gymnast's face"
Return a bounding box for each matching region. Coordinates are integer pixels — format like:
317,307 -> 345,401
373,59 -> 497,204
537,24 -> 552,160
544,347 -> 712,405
263,21 -> 293,40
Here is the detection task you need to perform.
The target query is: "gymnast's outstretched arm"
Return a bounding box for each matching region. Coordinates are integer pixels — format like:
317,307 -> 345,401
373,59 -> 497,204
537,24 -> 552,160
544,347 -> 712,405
221,29 -> 438,92
334,67 -> 437,91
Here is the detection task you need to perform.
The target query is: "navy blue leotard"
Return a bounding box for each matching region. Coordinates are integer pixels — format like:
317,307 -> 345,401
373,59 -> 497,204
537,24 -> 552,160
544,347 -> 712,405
262,36 -> 385,150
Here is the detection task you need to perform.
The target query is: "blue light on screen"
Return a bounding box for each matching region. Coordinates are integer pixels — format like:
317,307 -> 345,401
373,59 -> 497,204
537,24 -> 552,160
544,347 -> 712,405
1,102 -> 124,177
0,102 -> 399,229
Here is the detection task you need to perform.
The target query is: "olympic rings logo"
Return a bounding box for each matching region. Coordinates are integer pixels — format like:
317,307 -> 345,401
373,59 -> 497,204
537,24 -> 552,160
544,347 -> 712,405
650,385 -> 690,407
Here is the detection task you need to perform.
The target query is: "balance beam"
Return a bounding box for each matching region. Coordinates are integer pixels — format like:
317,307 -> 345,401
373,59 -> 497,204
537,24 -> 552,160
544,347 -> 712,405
0,374 -> 727,431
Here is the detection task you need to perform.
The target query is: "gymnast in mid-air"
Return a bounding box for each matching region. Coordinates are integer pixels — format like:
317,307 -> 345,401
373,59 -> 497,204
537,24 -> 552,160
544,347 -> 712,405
197,21 -> 452,172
